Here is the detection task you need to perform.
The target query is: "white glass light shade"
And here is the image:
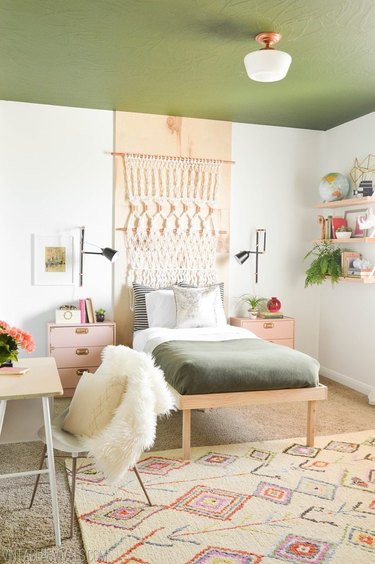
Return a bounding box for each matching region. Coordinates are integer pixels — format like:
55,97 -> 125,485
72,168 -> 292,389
244,49 -> 292,82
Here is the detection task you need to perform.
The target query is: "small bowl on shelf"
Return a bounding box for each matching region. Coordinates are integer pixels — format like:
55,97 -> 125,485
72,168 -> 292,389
335,231 -> 352,239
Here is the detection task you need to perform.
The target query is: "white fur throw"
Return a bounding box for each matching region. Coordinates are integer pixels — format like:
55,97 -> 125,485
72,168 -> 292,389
82,345 -> 175,484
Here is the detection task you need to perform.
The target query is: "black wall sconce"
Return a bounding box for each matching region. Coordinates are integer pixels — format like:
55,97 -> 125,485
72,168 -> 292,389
234,228 -> 267,283
79,226 -> 119,286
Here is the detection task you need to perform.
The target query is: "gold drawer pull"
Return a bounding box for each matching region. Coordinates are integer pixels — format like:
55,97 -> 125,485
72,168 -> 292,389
76,348 -> 89,355
263,322 -> 274,329
76,328 -> 89,334
76,369 -> 86,376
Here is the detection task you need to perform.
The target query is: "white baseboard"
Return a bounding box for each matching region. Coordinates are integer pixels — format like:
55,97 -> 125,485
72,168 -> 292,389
320,366 -> 374,404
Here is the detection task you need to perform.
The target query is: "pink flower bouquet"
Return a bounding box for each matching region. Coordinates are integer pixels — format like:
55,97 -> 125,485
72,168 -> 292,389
0,321 -> 35,365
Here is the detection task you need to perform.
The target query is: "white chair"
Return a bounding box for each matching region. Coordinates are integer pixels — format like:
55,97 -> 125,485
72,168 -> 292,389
29,408 -> 151,539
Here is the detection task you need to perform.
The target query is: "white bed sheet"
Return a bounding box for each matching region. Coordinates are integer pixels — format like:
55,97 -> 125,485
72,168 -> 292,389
133,324 -> 258,355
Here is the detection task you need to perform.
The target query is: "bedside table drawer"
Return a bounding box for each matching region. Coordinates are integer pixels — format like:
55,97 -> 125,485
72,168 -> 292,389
240,319 -> 294,340
49,325 -> 114,347
50,346 -> 103,368
58,366 -> 97,388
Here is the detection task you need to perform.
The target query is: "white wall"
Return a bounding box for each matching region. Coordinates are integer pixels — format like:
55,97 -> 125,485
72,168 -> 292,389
230,123 -> 323,357
318,112 -> 375,396
0,101 -> 114,358
0,101 -> 113,441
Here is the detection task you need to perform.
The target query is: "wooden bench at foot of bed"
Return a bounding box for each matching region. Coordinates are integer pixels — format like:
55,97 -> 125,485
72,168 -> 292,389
169,384 -> 328,460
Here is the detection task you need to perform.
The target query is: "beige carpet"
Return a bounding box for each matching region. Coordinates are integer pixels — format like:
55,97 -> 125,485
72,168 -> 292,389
68,430 -> 375,563
0,376 -> 374,563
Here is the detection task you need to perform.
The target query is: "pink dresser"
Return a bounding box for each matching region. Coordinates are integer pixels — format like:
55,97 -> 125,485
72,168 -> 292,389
48,322 -> 116,396
229,317 -> 295,348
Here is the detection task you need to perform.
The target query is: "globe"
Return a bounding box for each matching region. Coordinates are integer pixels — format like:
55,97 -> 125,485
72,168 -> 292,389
319,172 -> 350,202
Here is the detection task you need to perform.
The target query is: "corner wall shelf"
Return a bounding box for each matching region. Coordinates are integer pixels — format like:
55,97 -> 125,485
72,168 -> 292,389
314,196 -> 375,209
313,237 -> 375,244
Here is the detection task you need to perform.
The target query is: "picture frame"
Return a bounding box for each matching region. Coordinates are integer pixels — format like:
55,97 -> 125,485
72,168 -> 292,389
32,234 -> 75,285
341,251 -> 362,277
344,209 -> 368,238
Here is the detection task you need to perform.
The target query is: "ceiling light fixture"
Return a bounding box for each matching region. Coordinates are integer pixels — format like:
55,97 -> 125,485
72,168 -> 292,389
244,32 -> 292,83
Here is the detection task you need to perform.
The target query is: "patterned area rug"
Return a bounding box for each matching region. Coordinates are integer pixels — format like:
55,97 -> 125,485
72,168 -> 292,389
66,430 -> 375,563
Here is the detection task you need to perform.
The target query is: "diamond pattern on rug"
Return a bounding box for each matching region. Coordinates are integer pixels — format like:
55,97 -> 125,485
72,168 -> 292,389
189,545 -> 263,563
80,498 -> 163,530
170,485 -> 249,520
343,525 -> 375,553
273,533 -> 335,562
253,480 -> 293,505
67,430 -> 375,563
195,452 -> 237,466
247,448 -> 272,462
324,440 -> 359,453
136,456 -> 188,475
296,476 -> 337,500
283,443 -> 320,458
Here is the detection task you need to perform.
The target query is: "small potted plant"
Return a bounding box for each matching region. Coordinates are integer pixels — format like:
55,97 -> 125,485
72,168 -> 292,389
335,225 -> 353,239
95,308 -> 106,322
239,294 -> 266,319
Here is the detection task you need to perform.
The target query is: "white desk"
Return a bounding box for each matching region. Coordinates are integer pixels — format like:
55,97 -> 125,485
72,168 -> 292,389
0,357 -> 63,546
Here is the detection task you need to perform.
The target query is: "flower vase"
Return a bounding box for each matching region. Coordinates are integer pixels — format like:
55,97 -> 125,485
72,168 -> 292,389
0,359 -> 13,368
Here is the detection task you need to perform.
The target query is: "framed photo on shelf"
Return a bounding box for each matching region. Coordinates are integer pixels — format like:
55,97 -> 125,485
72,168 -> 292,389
341,251 -> 362,277
32,234 -> 75,285
344,209 -> 368,238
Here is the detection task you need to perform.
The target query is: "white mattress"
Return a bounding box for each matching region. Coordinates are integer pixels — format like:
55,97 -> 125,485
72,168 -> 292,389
133,324 -> 258,355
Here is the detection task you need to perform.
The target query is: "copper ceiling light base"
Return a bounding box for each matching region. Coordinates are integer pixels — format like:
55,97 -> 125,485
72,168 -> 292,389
255,32 -> 282,49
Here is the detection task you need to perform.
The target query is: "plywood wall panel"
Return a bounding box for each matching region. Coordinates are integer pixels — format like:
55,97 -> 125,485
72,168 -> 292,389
114,111 -> 232,346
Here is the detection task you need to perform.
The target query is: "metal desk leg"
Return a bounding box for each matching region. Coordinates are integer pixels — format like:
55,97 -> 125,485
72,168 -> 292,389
0,400 -> 7,435
42,397 -> 61,546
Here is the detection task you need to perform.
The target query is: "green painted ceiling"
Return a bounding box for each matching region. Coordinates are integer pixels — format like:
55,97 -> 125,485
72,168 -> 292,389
1,0 -> 375,130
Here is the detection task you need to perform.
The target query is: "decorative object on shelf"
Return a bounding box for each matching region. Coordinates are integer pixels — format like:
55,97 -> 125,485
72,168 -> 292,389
238,295 -> 266,319
0,320 -> 35,365
79,226 -> 119,287
267,296 -> 281,312
341,251 -> 362,277
243,32 -> 292,82
304,241 -> 342,287
95,309 -> 106,322
350,155 -> 375,196
331,217 -> 346,238
319,172 -> 350,202
344,209 -> 368,237
317,215 -> 326,239
335,225 -> 352,239
357,208 -> 375,237
235,229 -> 267,284
55,304 -> 81,324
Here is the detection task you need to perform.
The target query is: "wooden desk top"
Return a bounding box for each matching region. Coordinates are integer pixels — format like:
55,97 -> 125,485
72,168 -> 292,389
0,357 -> 63,401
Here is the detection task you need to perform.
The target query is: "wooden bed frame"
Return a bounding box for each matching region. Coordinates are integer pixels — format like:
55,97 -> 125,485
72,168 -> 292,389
169,384 -> 328,459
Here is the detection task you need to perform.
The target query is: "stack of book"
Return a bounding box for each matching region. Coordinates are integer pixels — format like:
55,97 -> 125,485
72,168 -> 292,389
79,298 -> 96,323
258,311 -> 284,319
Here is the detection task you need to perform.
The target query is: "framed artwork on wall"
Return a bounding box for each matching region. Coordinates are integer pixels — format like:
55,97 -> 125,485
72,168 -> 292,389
344,209 -> 368,238
32,234 -> 75,285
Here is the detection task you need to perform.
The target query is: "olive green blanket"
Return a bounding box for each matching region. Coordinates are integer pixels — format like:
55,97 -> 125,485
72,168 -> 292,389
152,338 -> 320,395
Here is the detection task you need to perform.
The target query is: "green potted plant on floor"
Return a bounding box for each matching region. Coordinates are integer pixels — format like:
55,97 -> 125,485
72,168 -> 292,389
239,294 -> 267,319
304,241 -> 342,286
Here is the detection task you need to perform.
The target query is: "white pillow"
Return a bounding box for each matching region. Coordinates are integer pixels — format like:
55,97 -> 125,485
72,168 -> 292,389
62,361 -> 126,437
173,285 -> 226,328
145,289 -> 177,328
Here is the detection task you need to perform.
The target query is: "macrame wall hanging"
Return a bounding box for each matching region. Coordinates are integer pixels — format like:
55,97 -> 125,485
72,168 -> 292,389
116,153 -> 226,287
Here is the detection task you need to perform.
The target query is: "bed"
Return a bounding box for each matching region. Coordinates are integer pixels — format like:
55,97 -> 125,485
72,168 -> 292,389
133,318 -> 327,459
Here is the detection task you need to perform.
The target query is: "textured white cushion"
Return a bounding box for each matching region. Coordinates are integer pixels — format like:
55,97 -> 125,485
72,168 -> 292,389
62,364 -> 126,437
173,285 -> 226,328
145,289 -> 176,328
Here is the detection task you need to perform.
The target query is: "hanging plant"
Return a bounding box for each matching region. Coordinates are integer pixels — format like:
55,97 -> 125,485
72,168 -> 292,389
304,241 -> 342,287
